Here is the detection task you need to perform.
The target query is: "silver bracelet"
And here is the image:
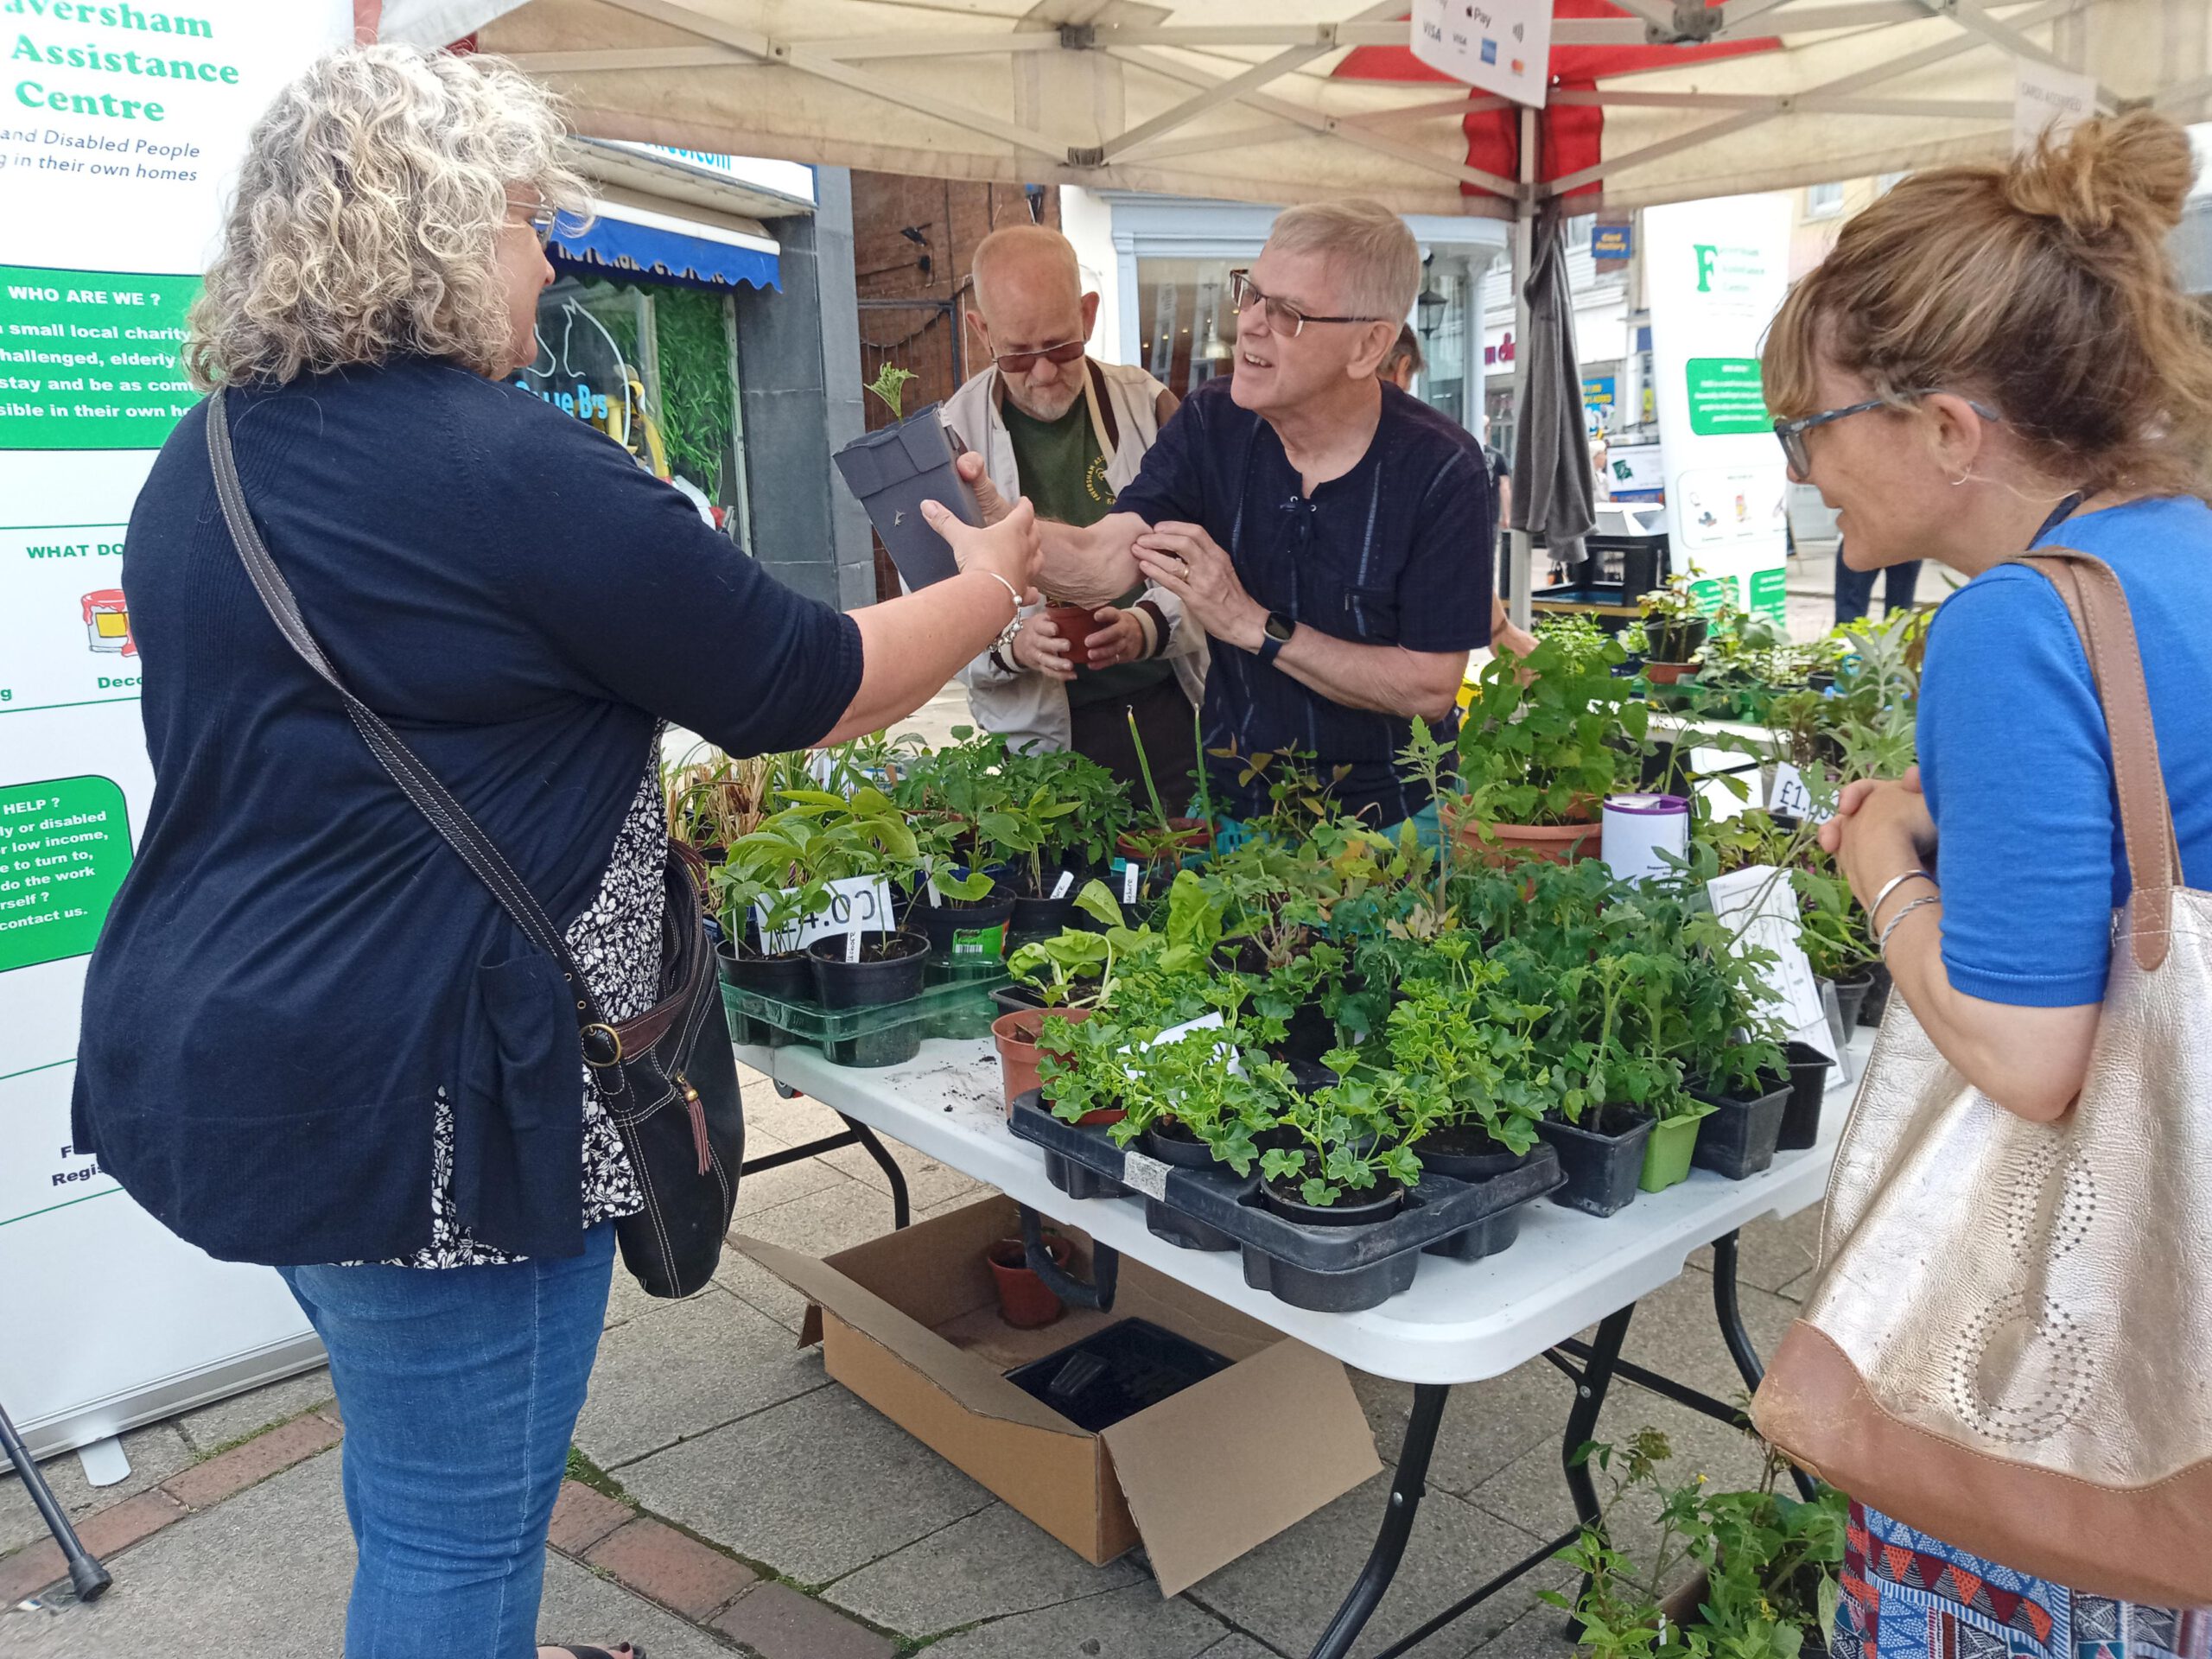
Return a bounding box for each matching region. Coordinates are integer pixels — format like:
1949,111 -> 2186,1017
1867,868 -> 1937,932
978,571 -> 1024,658
976,569 -> 1023,619
1878,893 -> 1941,956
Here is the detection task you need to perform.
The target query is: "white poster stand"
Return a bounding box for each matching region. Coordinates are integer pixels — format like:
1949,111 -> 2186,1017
1643,195 -> 1793,625
0,3 -> 352,1459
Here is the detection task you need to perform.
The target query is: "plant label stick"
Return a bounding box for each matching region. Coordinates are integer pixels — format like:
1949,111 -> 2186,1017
844,915 -> 863,963
1052,870 -> 1075,900
1122,861 -> 1141,905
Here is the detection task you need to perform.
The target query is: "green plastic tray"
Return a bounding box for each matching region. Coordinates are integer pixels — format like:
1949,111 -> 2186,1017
720,957 -> 1008,1066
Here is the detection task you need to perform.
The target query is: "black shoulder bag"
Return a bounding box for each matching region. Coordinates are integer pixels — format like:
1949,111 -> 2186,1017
206,386 -> 743,1296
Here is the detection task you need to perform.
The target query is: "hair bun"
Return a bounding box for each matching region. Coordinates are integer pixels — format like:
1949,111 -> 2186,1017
2005,109 -> 2197,239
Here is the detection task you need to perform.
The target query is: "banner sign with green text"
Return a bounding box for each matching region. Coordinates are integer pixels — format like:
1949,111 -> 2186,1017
0,0 -> 348,1461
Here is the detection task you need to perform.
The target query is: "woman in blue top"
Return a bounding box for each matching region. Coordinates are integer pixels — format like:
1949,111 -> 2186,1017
1765,111 -> 2212,1657
71,45 -> 1039,1659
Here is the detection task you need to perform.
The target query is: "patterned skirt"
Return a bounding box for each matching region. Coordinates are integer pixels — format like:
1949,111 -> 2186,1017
1834,1504 -> 2210,1659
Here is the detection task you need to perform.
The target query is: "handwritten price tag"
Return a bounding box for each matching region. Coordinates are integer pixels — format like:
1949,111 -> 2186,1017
1769,762 -> 1833,823
755,874 -> 894,956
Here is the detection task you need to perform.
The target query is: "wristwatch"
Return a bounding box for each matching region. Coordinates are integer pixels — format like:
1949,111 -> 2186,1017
1255,609 -> 1295,667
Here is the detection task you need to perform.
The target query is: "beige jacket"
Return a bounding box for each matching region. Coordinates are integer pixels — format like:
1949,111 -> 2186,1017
943,359 -> 1209,753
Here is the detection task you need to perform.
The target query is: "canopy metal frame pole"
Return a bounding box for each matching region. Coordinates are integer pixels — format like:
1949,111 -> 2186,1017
1507,104 -> 1538,636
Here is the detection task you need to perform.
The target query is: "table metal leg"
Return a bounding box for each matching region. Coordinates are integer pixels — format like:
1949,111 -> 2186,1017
1018,1205 -> 1118,1313
735,1118 -> 912,1230
0,1402 -> 110,1602
1710,1230 -> 1818,1501
842,1117 -> 912,1230
1307,1382 -> 1450,1659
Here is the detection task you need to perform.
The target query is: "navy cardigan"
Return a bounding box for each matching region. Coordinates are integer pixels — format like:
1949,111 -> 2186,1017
73,358 -> 862,1266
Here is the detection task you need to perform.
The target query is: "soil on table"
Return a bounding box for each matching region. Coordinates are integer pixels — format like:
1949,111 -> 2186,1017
1421,1124 -> 1517,1159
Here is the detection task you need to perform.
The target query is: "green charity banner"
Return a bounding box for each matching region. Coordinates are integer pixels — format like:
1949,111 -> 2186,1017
1748,564 -> 1789,623
0,266 -> 201,451
0,774 -> 133,971
1684,357 -> 1770,436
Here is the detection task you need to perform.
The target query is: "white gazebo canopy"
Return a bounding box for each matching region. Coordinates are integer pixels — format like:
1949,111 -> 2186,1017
378,0 -> 2211,218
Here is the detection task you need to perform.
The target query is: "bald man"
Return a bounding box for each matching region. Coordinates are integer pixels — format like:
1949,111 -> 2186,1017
944,225 -> 1206,791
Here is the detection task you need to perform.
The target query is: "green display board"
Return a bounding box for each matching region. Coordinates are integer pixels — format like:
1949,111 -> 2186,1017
1684,357 -> 1770,436
0,266 -> 201,450
0,775 -> 133,970
1748,564 -> 1789,623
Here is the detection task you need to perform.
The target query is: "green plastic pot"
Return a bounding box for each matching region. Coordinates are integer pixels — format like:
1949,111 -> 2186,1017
1639,1114 -> 1704,1193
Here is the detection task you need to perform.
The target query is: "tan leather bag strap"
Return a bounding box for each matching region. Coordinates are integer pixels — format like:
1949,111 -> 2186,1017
2015,549 -> 2179,969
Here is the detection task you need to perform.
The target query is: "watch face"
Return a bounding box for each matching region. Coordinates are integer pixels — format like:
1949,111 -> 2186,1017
1265,611 -> 1295,643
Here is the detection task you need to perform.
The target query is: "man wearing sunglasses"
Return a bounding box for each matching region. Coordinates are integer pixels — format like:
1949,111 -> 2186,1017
944,225 -> 1206,788
970,200 -> 1497,832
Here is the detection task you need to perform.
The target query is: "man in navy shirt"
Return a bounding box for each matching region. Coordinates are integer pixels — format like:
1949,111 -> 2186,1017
1015,200 -> 1498,827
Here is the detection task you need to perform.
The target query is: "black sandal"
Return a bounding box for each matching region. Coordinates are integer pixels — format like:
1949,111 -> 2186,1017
552,1647 -> 645,1658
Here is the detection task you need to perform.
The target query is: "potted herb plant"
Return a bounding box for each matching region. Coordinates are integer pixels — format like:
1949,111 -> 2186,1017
1631,570 -> 1712,672
830,364 -> 981,588
1454,617 -> 1649,865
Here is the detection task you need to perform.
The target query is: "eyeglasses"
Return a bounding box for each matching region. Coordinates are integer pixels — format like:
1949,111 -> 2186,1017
508,201 -> 561,247
1228,270 -> 1383,337
1773,390 -> 2001,479
993,340 -> 1087,374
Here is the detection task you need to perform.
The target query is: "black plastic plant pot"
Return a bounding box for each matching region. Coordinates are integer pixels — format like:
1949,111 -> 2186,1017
807,930 -> 931,1067
1829,972 -> 1874,1033
1777,1041 -> 1834,1153
1257,1177 -> 1405,1229
1859,963 -> 1893,1027
909,890 -> 1016,964
991,982 -> 1048,1017
1009,887 -> 1080,940
1275,1055 -> 1340,1097
1535,1109 -> 1656,1218
716,938 -> 811,1048
830,403 -> 980,590
1689,1075 -> 1791,1179
1417,1128 -> 1536,1260
1276,999 -> 1338,1065
1648,617 -> 1708,663
1137,1122 -> 1239,1251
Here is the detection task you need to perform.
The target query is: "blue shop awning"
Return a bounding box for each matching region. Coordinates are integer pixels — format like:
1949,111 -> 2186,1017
550,200 -> 781,294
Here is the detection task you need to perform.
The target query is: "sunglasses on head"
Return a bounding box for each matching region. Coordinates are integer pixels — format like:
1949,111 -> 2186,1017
995,340 -> 1087,374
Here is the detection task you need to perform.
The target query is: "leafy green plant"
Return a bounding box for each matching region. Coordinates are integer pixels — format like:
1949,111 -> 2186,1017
712,783 -> 923,951
1543,1429 -> 1847,1659
1458,622 -> 1649,831
866,362 -> 918,421
1258,1049 -> 1427,1207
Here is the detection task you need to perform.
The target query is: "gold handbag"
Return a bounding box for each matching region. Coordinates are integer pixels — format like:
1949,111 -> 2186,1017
1751,549 -> 2212,1607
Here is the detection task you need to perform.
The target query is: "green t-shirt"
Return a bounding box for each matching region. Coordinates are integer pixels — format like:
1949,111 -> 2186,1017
1001,390 -> 1174,706
1001,393 -> 1116,529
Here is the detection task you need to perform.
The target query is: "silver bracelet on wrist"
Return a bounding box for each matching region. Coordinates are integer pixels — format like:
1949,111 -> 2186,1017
979,571 -> 1024,658
1878,893 -> 1941,956
1868,868 -> 1936,932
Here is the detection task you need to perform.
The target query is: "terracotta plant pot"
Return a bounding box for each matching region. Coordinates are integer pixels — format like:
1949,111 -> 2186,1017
1452,814 -> 1602,868
1044,604 -> 1099,658
988,1234 -> 1073,1329
1116,817 -> 1212,862
990,1007 -> 1091,1114
1643,661 -> 1700,686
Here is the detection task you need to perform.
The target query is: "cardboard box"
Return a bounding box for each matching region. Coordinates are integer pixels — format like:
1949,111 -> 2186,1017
736,1195 -> 1382,1597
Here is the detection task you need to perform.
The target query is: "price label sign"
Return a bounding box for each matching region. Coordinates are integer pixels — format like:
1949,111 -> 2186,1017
755,874 -> 894,955
1707,864 -> 1834,1058
1769,762 -> 1833,823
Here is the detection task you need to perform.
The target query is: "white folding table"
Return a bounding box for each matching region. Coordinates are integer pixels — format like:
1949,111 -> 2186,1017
738,1032 -> 1866,1659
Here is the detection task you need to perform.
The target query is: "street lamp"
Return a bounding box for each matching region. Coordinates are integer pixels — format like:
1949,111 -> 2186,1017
1416,286 -> 1446,335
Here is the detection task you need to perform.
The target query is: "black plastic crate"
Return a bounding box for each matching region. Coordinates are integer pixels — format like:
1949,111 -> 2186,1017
1002,1318 -> 1233,1433
1007,1093 -> 1563,1313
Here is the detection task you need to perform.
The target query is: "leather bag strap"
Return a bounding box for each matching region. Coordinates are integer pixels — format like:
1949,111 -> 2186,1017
2014,549 -> 2179,970
204,386 -> 635,1089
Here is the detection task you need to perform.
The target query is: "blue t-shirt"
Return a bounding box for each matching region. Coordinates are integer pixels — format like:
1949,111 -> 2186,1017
1918,495 -> 2212,1007
1111,379 -> 1493,825
73,357 -> 862,1265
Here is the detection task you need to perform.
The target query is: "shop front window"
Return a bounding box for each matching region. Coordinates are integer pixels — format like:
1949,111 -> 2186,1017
1135,257 -> 1239,400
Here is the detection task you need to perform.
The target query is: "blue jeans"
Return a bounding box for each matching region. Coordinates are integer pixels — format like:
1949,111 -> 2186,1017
1834,543 -> 1921,625
278,1224 -> 616,1659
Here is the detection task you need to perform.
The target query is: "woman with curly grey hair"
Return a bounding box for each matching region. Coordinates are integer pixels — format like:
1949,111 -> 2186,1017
71,44 -> 1038,1659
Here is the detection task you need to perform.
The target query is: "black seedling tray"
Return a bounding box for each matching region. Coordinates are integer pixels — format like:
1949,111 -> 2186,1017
1003,1318 -> 1232,1433
1007,1092 -> 1565,1313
